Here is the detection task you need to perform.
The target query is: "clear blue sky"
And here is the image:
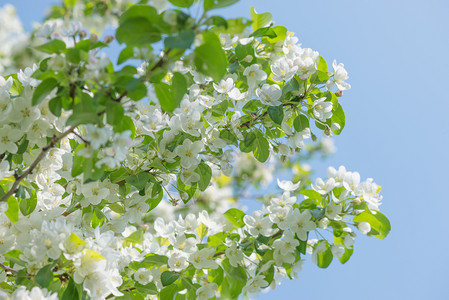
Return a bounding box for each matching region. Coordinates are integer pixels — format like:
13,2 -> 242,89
4,0 -> 449,299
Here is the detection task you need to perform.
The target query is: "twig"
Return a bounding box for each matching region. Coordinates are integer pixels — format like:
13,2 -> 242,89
0,263 -> 17,274
72,130 -> 89,144
0,126 -> 76,202
150,49 -> 172,72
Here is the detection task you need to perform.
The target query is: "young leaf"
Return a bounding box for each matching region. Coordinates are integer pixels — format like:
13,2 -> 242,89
32,78 -> 58,106
155,82 -> 175,112
164,30 -> 195,49
196,162 -> 212,192
293,114 -> 309,132
194,32 -> 227,82
5,196 -> 19,223
354,210 -> 391,240
204,0 -> 239,11
224,208 -> 246,228
161,271 -> 180,286
171,72 -> 187,109
62,277 -> 79,300
35,264 -> 54,287
253,131 -> 270,162
267,105 -> 284,125
116,18 -> 161,46
126,173 -> 153,191
250,6 -> 272,31
34,39 -> 66,54
169,0 -> 194,8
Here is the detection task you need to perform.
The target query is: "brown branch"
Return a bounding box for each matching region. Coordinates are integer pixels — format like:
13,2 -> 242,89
150,49 -> 172,72
72,130 -> 89,144
0,263 -> 17,274
0,126 -> 77,202
240,102 -> 297,129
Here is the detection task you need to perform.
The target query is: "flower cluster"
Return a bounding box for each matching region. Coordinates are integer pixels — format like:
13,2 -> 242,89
0,1 -> 389,299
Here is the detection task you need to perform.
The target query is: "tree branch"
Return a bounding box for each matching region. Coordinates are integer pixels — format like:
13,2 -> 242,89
0,126 -> 77,202
0,263 -> 17,274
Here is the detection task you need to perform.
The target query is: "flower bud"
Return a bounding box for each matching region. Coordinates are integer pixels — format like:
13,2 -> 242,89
103,35 -> 115,44
311,133 -> 317,142
78,30 -> 87,39
357,222 -> 371,235
335,90 -> 343,97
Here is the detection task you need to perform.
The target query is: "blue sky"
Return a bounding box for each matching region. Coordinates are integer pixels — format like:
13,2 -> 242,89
4,0 -> 449,299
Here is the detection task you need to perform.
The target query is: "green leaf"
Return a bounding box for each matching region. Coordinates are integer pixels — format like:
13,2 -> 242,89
19,194 -> 37,216
314,241 -> 333,269
266,26 -> 287,44
204,0 -> 239,11
253,131 -> 270,162
250,6 -> 272,31
126,173 -> 152,191
250,27 -> 277,38
66,95 -> 100,126
143,254 -> 168,266
208,16 -> 228,28
62,277 -> 80,300
221,276 -> 245,299
4,250 -> 25,267
35,264 -> 54,287
118,47 -> 134,64
235,43 -> 255,62
222,259 -> 247,281
66,48 -> 81,64
15,269 -> 28,285
299,189 -> 322,200
125,230 -> 144,245
194,32 -> 227,82
196,162 -> 212,192
164,30 -> 195,49
267,105 -> 284,125
282,77 -> 299,95
208,266 -> 224,286
34,39 -> 66,54
169,0 -> 194,8
106,102 -> 125,125
120,5 -> 159,24
159,284 -> 178,300
317,56 -> 328,73
331,102 -> 345,135
354,210 -> 391,240
116,18 -> 161,46
293,114 -> 309,132
32,78 -> 58,106
5,197 -> 19,223
17,139 -> 29,155
334,236 -> 353,264
49,97 -> 62,117
135,282 -> 158,295
196,222 -> 208,240
71,156 -> 85,177
5,74 -> 24,95
155,82 -> 175,112
219,130 -> 238,146
161,271 -> 180,286
240,131 -> 255,153
115,115 -> 136,138
171,72 -> 187,109
224,208 -> 246,228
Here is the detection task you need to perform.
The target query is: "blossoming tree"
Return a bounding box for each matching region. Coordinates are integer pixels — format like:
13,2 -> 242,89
0,0 -> 391,299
